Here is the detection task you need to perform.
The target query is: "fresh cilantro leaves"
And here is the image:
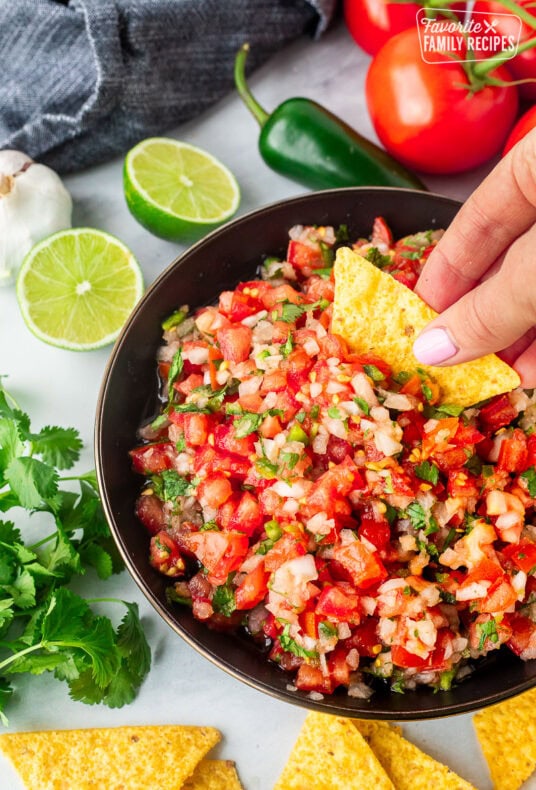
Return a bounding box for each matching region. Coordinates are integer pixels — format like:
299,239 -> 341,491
414,461 -> 439,486
0,383 -> 151,723
522,467 -> 536,497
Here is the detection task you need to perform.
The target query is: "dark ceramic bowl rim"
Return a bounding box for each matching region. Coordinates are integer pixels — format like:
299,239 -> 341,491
96,186 -> 536,720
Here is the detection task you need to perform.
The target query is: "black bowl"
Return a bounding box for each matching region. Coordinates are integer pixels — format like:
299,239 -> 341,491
95,187 -> 536,720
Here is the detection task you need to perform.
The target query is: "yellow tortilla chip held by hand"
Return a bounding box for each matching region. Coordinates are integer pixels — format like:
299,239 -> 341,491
354,719 -> 476,790
332,247 -> 519,408
273,711 -> 394,790
474,687 -> 536,790
0,724 -> 221,790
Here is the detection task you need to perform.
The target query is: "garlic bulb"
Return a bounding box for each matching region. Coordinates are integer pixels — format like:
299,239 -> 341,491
0,150 -> 72,285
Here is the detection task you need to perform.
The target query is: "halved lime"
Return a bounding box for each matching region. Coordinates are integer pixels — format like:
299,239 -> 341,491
123,137 -> 240,241
16,228 -> 144,351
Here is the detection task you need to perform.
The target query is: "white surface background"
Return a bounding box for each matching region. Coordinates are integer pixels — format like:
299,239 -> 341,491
0,19 -> 532,790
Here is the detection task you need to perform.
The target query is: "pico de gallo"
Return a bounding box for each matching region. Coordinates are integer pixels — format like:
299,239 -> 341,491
131,218 -> 536,698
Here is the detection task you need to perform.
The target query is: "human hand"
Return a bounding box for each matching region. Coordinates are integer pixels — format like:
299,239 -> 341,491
413,129 -> 536,388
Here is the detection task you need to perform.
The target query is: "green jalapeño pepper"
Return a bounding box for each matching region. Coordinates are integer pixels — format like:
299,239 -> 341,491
234,44 -> 425,192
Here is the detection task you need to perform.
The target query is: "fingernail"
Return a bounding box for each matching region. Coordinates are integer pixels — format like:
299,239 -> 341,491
413,327 -> 458,366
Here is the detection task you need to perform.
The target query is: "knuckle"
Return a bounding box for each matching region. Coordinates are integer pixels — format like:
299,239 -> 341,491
511,135 -> 536,208
461,291 -> 498,349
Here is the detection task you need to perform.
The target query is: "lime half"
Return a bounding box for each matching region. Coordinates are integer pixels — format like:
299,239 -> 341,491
16,228 -> 144,351
123,137 -> 240,241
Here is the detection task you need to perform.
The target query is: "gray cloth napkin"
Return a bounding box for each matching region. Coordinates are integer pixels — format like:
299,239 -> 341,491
0,0 -> 336,173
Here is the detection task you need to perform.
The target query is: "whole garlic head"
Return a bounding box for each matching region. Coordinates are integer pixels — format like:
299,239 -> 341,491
0,150 -> 72,285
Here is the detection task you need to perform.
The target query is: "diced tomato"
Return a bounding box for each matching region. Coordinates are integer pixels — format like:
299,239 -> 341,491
261,283 -> 304,309
135,494 -> 166,535
287,240 -> 325,273
447,469 -> 480,498
259,413 -> 283,439
149,531 -> 185,577
328,648 -> 351,688
391,643 -> 430,669
452,422 -> 485,447
502,540 -> 536,574
283,348 -> 314,391
181,412 -> 210,446
194,446 -> 250,480
479,576 -> 517,614
371,216 -> 393,247
197,474 -> 233,509
507,613 -> 536,657
315,584 -> 360,623
358,515 -> 391,552
264,533 -> 308,572
174,373 -> 204,396
343,617 -> 381,657
217,491 -> 263,537
216,324 -> 252,363
318,332 -> 350,360
260,370 -> 287,395
295,663 -> 333,693
478,394 -> 517,434
187,530 -> 249,586
130,442 -> 175,474
235,562 -> 270,610
497,429 -> 529,473
301,610 -> 319,639
214,423 -> 256,458
526,435 -> 536,468
332,540 -> 387,589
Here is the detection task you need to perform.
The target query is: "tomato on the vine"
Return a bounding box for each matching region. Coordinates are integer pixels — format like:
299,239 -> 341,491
503,104 -> 536,154
343,0 -> 422,55
365,28 -> 519,174
472,0 -> 536,101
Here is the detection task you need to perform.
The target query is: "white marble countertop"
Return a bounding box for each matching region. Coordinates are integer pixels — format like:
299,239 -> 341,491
0,19 -> 532,790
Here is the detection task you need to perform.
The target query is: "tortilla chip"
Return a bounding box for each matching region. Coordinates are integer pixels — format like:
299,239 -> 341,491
474,687 -> 536,790
182,759 -> 243,789
352,718 -> 402,739
0,724 -> 221,790
354,720 -> 476,789
332,247 -> 520,408
273,711 -> 394,790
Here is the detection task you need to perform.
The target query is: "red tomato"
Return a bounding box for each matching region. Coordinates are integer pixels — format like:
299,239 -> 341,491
214,423 -> 256,458
149,531 -> 185,577
478,394 -> 517,433
315,584 -> 361,622
135,494 -> 166,535
235,562 -> 270,610
295,663 -> 333,693
187,530 -> 249,585
332,540 -> 387,589
497,429 -> 528,473
130,442 -> 175,474
473,0 -> 536,102
343,617 -> 381,657
343,0 -> 422,55
197,474 -> 233,509
216,324 -> 252,363
365,29 -> 518,174
286,240 -> 324,273
502,540 -> 536,573
503,104 -> 536,155
217,491 -> 263,537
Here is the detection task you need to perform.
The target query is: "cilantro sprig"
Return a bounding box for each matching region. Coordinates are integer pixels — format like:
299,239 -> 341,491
0,383 -> 151,723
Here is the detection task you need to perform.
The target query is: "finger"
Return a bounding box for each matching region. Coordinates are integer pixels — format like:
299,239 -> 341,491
413,224 -> 536,366
416,131 -> 536,312
496,327 -> 536,368
513,339 -> 536,388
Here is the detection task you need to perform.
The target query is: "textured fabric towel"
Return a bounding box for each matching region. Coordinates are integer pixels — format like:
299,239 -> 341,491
0,0 -> 336,172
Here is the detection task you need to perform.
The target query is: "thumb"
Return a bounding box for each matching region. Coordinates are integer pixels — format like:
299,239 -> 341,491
412,227 -> 536,370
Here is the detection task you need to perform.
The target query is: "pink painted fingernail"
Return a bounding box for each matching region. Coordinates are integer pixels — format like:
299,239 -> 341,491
413,327 -> 458,365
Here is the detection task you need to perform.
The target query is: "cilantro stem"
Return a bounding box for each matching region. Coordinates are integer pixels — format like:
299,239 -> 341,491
28,533 -> 57,550
85,597 -> 124,606
0,643 -> 43,672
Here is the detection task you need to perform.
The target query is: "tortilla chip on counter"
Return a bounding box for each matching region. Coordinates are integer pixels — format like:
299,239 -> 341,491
182,758 -> 243,789
332,247 -> 520,408
354,719 -> 476,790
474,687 -> 536,790
0,724 -> 221,790
273,711 -> 394,790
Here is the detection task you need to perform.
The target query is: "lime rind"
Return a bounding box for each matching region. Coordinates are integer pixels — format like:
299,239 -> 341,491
16,228 -> 144,351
